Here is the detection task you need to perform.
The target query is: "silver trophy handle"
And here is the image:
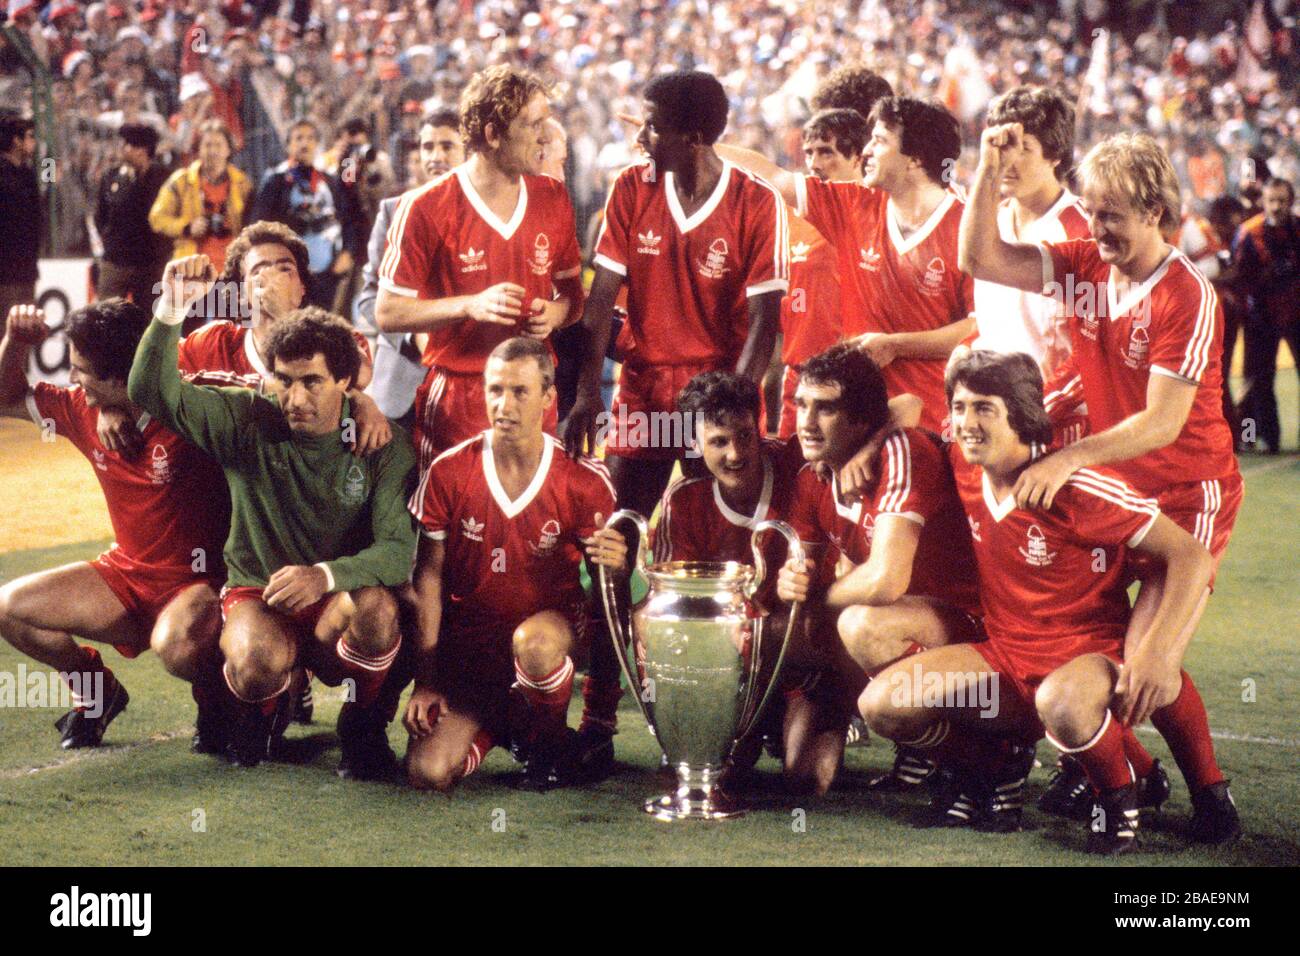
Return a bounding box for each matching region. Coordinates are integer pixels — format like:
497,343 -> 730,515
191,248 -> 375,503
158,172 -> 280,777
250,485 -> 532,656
735,519 -> 805,743
596,509 -> 655,729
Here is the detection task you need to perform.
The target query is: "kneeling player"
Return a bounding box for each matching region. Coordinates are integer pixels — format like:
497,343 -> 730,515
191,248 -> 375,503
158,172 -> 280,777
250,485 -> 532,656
863,351 -> 1222,852
776,345 -> 984,794
129,257 -> 417,771
405,337 -> 615,792
0,301 -> 226,748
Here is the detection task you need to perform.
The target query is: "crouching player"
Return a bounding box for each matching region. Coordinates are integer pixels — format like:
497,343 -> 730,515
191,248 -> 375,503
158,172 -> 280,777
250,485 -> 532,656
863,351 -> 1218,853
405,337 -> 615,792
129,256 -> 417,771
0,301 -> 227,748
774,345 -> 985,801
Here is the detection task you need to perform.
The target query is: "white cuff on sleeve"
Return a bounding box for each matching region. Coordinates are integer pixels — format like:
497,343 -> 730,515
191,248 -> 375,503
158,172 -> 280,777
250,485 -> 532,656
314,562 -> 336,592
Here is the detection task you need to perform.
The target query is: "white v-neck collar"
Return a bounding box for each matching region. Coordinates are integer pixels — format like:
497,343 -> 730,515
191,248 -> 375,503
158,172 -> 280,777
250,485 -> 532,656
1107,246 -> 1177,322
482,430 -> 553,519
983,443 -> 1045,522
456,165 -> 528,241
887,191 -> 955,255
829,472 -> 864,524
244,326 -> 271,381
712,455 -> 773,528
664,162 -> 732,234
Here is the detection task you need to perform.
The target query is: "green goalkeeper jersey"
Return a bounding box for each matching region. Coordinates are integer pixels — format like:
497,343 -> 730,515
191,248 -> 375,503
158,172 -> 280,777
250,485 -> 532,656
129,318 -> 418,593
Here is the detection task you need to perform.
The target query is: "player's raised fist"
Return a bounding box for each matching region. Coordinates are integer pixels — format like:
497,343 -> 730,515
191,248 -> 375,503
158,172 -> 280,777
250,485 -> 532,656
466,281 -> 525,325
979,122 -> 1024,171
5,304 -> 50,344
156,254 -> 216,323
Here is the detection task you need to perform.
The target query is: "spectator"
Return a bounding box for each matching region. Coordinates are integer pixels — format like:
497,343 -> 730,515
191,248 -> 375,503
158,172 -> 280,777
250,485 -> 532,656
251,117 -> 362,311
1235,177 -> 1300,454
149,119 -> 252,275
1205,194 -> 1248,442
94,122 -> 168,306
0,113 -> 40,322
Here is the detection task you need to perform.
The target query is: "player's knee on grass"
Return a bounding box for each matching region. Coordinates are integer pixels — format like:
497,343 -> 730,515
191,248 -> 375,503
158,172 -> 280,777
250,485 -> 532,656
512,613 -> 571,677
1034,666 -> 1111,749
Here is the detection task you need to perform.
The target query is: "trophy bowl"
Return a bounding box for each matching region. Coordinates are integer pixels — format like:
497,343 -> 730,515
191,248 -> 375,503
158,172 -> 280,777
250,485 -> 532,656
597,511 -> 804,820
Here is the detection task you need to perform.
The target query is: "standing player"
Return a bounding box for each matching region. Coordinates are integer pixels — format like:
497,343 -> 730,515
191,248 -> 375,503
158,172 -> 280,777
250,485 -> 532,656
129,257 -> 417,773
960,129 -> 1242,839
559,70 -> 788,772
376,65 -> 584,474
720,96 -> 974,434
405,338 -> 615,791
776,344 -> 984,793
863,351 -> 1220,852
0,301 -> 227,749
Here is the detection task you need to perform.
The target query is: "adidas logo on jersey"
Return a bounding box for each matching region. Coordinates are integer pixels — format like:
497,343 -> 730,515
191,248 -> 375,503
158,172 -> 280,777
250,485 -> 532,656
790,241 -> 812,264
1018,524 -> 1057,567
636,230 -> 662,255
459,248 -> 487,273
461,516 -> 485,541
859,246 -> 882,271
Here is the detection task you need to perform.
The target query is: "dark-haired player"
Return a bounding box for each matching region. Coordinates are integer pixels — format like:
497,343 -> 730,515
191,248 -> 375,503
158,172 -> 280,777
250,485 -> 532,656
961,129 -> 1242,842
560,69 -> 789,772
864,351 -> 1219,853
0,300 -> 227,749
775,344 -> 983,796
809,63 -> 895,120
405,337 -> 614,791
129,256 -> 417,772
376,65 -> 584,474
722,96 -> 974,434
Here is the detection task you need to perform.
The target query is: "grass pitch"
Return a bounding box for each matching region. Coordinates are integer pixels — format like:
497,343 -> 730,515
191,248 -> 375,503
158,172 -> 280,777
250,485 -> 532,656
0,381 -> 1297,866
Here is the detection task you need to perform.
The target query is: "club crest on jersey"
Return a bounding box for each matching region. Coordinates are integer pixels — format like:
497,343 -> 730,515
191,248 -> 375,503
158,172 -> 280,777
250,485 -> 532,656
529,233 -> 553,276
859,246 -> 882,272
968,515 -> 981,542
1018,524 -> 1057,567
341,463 -> 366,504
92,448 -> 108,472
791,241 -> 812,264
918,256 -> 947,296
697,238 -> 731,280
461,516 -> 485,542
860,513 -> 876,544
1124,319 -> 1151,369
459,248 -> 487,274
636,230 -> 662,255
529,518 -> 563,557
149,443 -> 173,484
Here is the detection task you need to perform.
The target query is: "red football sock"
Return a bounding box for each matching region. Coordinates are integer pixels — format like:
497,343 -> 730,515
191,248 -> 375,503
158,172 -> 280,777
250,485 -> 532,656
1048,711 -> 1133,792
336,637 -> 402,708
63,645 -> 115,712
461,729 -> 495,778
866,640 -> 926,678
580,674 -> 622,734
1121,726 -> 1156,778
1150,671 -> 1224,791
516,656 -> 575,747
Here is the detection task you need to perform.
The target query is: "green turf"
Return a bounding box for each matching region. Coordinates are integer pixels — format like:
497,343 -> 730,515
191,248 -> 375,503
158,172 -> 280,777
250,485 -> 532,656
1,391 -> 1297,865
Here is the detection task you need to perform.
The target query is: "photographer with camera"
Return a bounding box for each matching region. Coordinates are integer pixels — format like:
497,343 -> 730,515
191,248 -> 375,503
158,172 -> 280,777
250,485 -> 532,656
252,118 -> 364,313
149,119 -> 251,276
94,122 -> 169,307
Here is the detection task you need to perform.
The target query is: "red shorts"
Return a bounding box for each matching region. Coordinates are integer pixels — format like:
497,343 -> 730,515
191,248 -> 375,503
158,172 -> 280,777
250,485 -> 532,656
219,585 -> 331,638
90,546 -> 220,659
412,365 -> 559,473
1125,472 -> 1243,587
606,360 -> 721,459
973,632 -> 1124,733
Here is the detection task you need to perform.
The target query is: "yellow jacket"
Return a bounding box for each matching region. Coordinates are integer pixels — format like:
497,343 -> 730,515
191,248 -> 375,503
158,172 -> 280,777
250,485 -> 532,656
149,161 -> 252,260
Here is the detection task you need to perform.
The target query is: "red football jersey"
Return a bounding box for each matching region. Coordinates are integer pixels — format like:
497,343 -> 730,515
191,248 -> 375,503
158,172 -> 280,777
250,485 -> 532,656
654,438 -> 806,567
409,431 -> 615,627
178,320 -> 372,391
379,167 -> 583,374
949,445 -> 1159,655
1039,240 -> 1238,491
594,160 -> 789,366
781,211 -> 841,366
795,177 -> 973,433
785,428 -> 981,616
26,384 -> 229,573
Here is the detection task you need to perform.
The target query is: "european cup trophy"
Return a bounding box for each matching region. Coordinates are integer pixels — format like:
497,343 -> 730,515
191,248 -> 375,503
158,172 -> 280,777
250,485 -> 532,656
597,510 -> 805,820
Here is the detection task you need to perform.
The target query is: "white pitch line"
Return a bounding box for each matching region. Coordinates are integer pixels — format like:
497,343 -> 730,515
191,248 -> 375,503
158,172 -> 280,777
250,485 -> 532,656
1134,725 -> 1298,748
2,729 -> 190,780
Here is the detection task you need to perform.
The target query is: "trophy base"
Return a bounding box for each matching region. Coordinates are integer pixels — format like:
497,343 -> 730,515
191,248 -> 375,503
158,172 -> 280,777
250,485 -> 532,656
644,788 -> 745,821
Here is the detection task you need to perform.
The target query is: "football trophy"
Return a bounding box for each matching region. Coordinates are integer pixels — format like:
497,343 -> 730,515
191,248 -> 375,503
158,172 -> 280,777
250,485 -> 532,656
597,510 -> 805,820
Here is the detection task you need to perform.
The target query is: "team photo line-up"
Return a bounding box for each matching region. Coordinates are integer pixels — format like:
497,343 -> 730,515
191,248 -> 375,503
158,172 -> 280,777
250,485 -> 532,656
0,60 -> 1252,856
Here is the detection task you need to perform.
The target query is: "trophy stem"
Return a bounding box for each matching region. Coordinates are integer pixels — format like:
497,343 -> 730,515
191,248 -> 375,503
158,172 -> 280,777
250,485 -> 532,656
644,765 -> 745,821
